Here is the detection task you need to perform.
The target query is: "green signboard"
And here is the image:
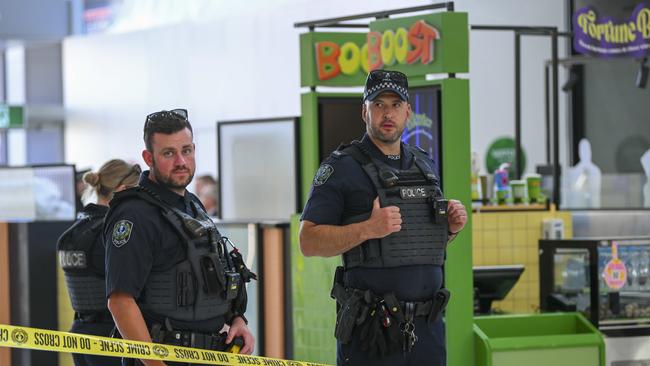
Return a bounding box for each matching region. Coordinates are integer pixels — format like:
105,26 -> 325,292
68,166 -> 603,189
300,32 -> 368,87
368,12 -> 469,77
485,136 -> 527,179
0,105 -> 25,128
299,11 -> 469,87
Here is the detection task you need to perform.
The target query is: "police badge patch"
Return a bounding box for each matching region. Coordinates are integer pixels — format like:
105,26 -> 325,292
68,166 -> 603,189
112,220 -> 133,247
314,164 -> 334,186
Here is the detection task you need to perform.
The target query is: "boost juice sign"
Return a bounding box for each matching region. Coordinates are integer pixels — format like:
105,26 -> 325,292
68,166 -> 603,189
299,12 -> 468,87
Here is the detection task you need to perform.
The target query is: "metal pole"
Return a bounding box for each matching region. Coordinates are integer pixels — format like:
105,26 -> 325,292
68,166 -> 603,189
294,2 -> 451,28
545,64 -> 550,164
551,30 -> 560,208
514,32 -> 522,179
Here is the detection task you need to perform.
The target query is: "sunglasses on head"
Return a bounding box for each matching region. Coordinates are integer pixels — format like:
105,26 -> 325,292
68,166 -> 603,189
145,108 -> 188,124
368,70 -> 407,83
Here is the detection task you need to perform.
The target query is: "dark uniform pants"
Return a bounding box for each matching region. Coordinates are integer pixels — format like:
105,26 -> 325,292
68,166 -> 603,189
70,320 -> 121,366
337,317 -> 445,366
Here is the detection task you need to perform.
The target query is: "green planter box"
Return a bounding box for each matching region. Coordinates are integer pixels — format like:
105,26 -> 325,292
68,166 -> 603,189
474,313 -> 605,366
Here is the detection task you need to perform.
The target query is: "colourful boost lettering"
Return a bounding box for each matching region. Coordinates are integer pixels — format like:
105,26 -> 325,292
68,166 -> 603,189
315,20 -> 440,80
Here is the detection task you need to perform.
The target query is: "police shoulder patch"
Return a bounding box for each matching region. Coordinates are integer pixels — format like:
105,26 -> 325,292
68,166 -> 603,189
314,164 -> 334,186
112,220 -> 133,248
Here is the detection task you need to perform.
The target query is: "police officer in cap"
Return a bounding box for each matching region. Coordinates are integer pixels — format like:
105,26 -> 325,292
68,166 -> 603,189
105,109 -> 255,366
58,159 -> 141,366
300,69 -> 467,366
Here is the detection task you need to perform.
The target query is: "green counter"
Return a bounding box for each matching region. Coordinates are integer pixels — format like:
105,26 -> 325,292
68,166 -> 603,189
474,313 -> 605,366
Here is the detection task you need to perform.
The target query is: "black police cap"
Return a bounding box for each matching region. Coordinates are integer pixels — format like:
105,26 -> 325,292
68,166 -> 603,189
363,69 -> 409,102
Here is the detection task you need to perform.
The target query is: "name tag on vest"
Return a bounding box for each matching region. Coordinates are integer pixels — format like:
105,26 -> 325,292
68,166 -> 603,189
58,250 -> 87,269
400,187 -> 429,199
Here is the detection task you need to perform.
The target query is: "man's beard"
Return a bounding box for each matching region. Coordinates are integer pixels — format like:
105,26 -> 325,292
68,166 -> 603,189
152,160 -> 194,191
368,122 -> 404,144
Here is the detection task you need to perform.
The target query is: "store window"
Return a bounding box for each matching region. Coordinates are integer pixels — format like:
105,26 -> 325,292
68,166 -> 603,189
568,59 -> 650,209
564,0 -> 650,209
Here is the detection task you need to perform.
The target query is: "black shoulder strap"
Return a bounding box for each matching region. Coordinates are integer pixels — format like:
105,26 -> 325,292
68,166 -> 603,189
339,140 -> 372,165
109,186 -> 195,245
404,144 -> 439,184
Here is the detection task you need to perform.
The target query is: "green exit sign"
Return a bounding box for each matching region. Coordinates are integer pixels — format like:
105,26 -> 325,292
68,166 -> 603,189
0,105 -> 24,128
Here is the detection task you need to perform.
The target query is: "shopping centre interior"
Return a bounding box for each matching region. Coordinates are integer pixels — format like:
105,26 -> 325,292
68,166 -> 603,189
1,1 -> 650,365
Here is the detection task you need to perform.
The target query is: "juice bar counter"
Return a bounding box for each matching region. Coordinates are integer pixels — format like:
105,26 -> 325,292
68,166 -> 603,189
540,237 -> 650,365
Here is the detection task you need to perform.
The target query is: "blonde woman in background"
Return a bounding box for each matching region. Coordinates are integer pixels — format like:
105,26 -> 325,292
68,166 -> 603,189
57,159 -> 141,366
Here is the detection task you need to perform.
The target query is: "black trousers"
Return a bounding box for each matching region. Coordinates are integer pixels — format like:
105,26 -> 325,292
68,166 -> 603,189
70,319 -> 122,366
337,317 -> 445,366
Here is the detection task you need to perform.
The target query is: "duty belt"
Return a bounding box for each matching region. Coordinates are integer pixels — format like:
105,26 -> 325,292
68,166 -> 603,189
161,330 -> 225,350
149,322 -> 241,352
331,281 -> 449,322
331,275 -> 450,352
74,311 -> 114,323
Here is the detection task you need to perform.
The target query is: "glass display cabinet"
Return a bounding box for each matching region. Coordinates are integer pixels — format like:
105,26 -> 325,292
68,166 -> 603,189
540,237 -> 650,336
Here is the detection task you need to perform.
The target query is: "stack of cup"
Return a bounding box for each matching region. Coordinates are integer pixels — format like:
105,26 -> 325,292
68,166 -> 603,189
526,173 -> 542,204
510,180 -> 526,204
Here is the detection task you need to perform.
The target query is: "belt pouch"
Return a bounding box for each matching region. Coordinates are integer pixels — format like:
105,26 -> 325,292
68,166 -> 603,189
335,292 -> 362,344
199,253 -> 225,295
428,288 -> 451,324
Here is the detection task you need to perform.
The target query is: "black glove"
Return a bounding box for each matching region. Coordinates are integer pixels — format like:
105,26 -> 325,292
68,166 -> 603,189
359,306 -> 389,358
385,320 -> 402,353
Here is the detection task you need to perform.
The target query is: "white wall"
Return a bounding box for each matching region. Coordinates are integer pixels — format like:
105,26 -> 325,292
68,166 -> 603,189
63,0 -> 569,186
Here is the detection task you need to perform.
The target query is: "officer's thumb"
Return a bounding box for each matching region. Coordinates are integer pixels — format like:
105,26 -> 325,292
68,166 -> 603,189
372,197 -> 381,211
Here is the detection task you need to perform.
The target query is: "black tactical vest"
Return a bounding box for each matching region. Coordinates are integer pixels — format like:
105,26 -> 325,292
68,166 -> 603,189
57,205 -> 108,312
339,141 -> 449,268
109,187 -> 240,322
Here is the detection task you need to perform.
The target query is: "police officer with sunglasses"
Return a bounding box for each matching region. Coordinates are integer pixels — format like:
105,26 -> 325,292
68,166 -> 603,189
104,109 -> 255,365
300,70 -> 467,366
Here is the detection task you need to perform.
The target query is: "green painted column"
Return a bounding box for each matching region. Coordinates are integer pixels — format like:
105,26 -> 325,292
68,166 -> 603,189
440,78 -> 473,366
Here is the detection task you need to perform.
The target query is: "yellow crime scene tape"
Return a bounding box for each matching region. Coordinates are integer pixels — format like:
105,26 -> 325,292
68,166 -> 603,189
0,323 -> 330,366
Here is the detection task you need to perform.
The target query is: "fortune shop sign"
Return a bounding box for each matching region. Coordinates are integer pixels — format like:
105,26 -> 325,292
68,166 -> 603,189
573,3 -> 650,58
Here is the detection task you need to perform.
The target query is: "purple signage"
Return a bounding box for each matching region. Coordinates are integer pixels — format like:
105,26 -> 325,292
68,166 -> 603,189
573,2 -> 650,58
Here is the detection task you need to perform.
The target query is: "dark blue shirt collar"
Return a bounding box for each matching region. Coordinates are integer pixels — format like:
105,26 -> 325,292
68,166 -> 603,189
139,170 -> 193,214
360,133 -> 413,169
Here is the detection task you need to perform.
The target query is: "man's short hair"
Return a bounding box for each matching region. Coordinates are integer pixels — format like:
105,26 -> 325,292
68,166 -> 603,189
143,109 -> 193,151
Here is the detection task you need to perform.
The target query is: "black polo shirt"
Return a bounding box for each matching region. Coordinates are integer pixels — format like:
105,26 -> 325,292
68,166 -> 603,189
301,134 -> 443,301
104,171 -> 222,332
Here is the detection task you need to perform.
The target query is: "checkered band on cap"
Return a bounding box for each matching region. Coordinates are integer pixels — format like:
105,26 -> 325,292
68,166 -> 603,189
363,81 -> 408,100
